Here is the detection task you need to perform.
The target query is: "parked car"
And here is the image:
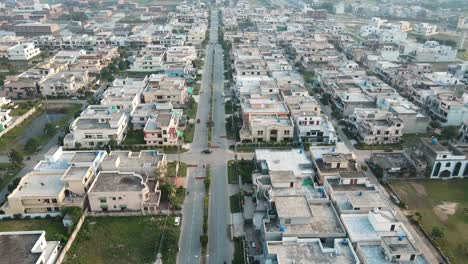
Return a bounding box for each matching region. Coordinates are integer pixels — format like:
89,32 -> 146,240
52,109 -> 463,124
174,216 -> 180,226
197,118 -> 200,123
201,149 -> 212,154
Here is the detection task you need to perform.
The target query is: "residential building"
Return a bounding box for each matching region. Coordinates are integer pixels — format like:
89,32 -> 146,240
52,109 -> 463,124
240,114 -> 294,143
419,138 -> 468,179
64,105 -> 129,149
349,108 -> 404,145
143,112 -> 180,146
7,43 -> 40,61
265,238 -> 359,264
0,108 -> 13,131
0,231 -> 60,264
130,102 -> 173,130
2,147 -> 106,215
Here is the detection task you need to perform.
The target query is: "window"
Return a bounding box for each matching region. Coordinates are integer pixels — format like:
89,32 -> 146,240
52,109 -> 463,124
99,197 -> 107,203
112,197 -> 116,201
284,130 -> 290,135
52,199 -> 57,203
285,219 -> 291,224
257,131 -> 263,136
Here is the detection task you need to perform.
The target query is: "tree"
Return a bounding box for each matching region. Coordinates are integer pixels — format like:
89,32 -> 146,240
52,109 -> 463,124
44,123 -> 57,136
429,120 -> 442,129
440,126 -> 459,140
8,149 -> 23,165
25,137 -> 40,152
431,226 -> 445,239
107,139 -> 118,149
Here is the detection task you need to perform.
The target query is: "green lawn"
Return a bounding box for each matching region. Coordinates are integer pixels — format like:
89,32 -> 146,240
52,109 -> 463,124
64,216 -> 180,264
184,123 -> 194,143
0,218 -> 69,242
227,160 -> 238,184
166,161 -> 187,177
226,160 -> 254,184
232,237 -> 246,264
391,179 -> 468,263
0,163 -> 22,190
123,129 -> 145,145
224,100 -> 233,114
186,97 -> 198,120
5,101 -> 40,116
230,193 -> 243,213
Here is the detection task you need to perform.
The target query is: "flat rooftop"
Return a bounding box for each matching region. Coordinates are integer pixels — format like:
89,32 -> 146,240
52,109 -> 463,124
256,149 -> 313,177
382,235 -> 419,255
90,172 -> 145,193
359,245 -> 428,264
267,203 -> 344,237
62,166 -> 91,181
267,239 -> 358,264
334,191 -> 389,211
11,172 -> 64,198
275,196 -> 312,218
0,233 -> 41,264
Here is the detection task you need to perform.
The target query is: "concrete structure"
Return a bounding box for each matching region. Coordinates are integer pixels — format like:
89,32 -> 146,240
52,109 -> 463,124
143,112 -> 180,146
2,147 -> 106,215
349,108 -> 403,145
0,231 -> 60,264
7,43 -> 40,61
265,238 -> 359,264
240,114 -> 294,143
64,105 -> 129,149
419,138 -> 468,179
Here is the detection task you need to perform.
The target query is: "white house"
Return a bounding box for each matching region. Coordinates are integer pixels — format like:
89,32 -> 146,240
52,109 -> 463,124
7,42 -> 40,61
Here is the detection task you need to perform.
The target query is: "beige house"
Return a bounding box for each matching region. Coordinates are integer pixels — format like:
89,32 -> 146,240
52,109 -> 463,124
240,114 -> 294,143
0,231 -> 60,264
2,147 -> 106,215
88,171 -> 161,214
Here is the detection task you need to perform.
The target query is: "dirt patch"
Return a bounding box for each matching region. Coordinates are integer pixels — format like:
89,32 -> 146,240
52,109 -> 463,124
411,182 -> 427,196
433,202 -> 459,222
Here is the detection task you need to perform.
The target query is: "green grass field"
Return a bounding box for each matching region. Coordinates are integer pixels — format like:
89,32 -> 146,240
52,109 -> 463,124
391,179 -> 468,263
166,161 -> 187,177
0,218 -> 68,242
64,216 -> 179,264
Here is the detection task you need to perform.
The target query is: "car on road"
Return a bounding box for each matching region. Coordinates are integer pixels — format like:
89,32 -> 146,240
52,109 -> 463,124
197,118 -> 200,123
71,97 -> 78,100
201,149 -> 212,154
174,216 -> 180,226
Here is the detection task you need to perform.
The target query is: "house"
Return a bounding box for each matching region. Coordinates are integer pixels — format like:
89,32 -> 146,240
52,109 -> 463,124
240,114 -> 294,143
63,105 -> 129,149
413,23 -> 438,36
100,77 -> 147,112
7,43 -> 40,61
143,112 -> 180,146
324,172 -> 391,214
88,171 -> 151,213
143,75 -> 188,107
265,238 -> 359,264
0,231 -> 60,264
2,147 -> 106,215
0,108 -> 13,131
312,152 -> 359,184
349,108 -> 404,145
130,102 -> 173,130
419,138 -> 468,179
39,70 -> 91,97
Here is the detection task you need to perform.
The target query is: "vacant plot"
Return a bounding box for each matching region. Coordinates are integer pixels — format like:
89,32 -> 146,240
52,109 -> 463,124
64,216 -> 179,264
0,163 -> 22,189
0,218 -> 68,242
391,179 -> 468,263
227,160 -> 254,184
166,161 -> 187,177
230,193 -> 243,213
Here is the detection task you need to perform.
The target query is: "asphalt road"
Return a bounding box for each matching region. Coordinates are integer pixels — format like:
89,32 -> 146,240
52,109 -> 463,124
177,9 -> 233,264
